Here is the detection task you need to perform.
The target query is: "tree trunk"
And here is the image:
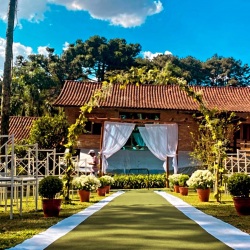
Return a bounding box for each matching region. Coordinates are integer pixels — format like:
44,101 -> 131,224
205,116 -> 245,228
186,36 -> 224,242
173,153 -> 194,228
1,0 -> 17,151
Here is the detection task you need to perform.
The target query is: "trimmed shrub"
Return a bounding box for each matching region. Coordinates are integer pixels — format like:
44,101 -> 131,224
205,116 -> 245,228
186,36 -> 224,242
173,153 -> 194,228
111,174 -> 166,189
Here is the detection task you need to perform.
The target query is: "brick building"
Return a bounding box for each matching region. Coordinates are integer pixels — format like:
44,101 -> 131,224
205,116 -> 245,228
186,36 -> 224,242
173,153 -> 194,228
0,116 -> 38,142
53,81 -> 250,173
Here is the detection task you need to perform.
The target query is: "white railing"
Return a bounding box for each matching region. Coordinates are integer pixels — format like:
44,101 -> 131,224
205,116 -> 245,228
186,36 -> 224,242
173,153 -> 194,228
224,149 -> 250,175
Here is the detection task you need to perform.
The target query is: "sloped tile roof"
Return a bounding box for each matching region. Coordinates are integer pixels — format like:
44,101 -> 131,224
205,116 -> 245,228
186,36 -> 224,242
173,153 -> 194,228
0,116 -> 38,141
53,81 -> 250,112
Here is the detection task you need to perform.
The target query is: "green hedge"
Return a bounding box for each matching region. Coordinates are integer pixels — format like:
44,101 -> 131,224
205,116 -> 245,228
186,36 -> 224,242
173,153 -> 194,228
111,174 -> 166,189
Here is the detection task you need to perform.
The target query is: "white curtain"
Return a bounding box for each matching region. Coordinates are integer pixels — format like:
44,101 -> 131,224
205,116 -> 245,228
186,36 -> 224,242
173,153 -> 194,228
102,122 -> 135,173
138,124 -> 178,173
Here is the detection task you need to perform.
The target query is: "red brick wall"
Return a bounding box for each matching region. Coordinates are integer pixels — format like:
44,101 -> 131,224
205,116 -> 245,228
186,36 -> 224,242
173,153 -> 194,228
65,107 -> 199,151
77,134 -> 101,149
65,107 -> 250,152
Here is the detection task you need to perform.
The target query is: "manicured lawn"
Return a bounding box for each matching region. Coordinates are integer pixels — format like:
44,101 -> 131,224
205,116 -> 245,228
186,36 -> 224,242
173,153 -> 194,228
0,189 -> 249,249
165,188 -> 250,235
0,192 -> 109,250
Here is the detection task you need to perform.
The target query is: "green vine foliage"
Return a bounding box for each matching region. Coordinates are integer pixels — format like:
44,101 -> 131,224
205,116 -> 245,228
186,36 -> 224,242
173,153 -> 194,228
109,65 -> 239,202
178,82 -> 239,202
62,81 -> 113,203
62,63 -> 239,203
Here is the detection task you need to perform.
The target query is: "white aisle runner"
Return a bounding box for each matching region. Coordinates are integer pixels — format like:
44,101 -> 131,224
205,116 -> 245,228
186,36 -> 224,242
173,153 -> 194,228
156,191 -> 250,250
8,191 -> 125,250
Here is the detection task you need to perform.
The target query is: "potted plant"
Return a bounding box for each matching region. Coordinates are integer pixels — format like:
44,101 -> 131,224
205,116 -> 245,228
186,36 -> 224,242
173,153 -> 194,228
178,174 -> 190,196
100,175 -> 115,194
98,176 -> 110,196
168,174 -> 181,193
72,174 -> 100,202
187,170 -> 214,202
38,175 -> 63,217
227,173 -> 250,216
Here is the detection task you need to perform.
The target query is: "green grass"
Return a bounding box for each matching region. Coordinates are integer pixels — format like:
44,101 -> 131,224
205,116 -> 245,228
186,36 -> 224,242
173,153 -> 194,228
0,189 -> 249,249
165,188 -> 250,235
0,192 -> 111,250
46,189 -> 232,250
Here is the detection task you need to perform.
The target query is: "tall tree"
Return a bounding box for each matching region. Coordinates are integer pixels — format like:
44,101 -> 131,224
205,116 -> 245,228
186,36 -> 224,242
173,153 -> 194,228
12,52 -> 61,116
1,0 -> 17,141
179,56 -> 206,85
203,54 -> 250,86
136,54 -> 250,87
28,112 -> 69,150
61,36 -> 141,82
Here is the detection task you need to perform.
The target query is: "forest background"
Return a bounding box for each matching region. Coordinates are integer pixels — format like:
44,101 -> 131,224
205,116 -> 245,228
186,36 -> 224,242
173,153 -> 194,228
1,35 -> 250,118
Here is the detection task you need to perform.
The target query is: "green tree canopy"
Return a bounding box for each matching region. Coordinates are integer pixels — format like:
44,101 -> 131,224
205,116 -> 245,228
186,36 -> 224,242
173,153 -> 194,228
135,54 -> 250,87
203,54 -> 250,86
61,36 -> 141,81
28,112 -> 69,151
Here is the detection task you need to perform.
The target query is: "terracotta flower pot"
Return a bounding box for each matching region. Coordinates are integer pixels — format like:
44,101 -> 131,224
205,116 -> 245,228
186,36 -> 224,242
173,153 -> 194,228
174,185 -> 180,193
78,190 -> 90,202
179,186 -> 188,196
42,199 -> 62,217
196,188 -> 210,202
105,185 -> 111,194
97,187 -> 106,196
233,197 -> 250,216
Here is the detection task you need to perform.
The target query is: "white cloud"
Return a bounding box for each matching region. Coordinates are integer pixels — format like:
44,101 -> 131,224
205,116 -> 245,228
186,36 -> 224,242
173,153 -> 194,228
38,46 -> 49,55
0,0 -> 48,23
62,42 -> 70,51
0,1 -> 163,28
0,38 -> 33,76
143,50 -> 172,60
51,0 -> 163,27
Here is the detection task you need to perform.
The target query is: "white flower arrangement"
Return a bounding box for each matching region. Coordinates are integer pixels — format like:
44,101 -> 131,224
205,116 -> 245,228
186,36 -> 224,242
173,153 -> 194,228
186,170 -> 214,190
168,174 -> 181,185
72,175 -> 100,191
99,175 -> 115,187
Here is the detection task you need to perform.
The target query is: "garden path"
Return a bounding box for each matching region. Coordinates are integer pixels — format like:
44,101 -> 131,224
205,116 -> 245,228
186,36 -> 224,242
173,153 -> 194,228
9,190 -> 250,250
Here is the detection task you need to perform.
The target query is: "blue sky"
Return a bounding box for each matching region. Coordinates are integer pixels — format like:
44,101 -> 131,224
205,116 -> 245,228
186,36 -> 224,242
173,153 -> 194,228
1,0 -> 250,75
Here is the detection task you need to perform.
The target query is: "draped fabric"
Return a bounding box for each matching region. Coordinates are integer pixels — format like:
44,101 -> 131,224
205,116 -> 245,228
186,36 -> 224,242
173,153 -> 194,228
138,124 -> 178,173
101,122 -> 135,173
102,122 -> 178,174
132,132 -> 146,147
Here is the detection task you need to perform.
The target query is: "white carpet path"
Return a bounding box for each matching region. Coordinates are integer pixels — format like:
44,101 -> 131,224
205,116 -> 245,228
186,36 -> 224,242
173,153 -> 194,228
8,191 -> 250,250
8,191 -> 125,250
156,191 -> 250,250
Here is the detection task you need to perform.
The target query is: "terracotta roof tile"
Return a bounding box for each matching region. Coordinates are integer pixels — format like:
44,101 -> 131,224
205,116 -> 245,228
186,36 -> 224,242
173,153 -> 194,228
0,116 -> 38,141
53,81 -> 250,112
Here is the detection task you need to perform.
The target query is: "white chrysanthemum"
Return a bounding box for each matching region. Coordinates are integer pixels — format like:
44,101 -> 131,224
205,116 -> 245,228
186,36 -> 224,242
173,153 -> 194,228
186,170 -> 214,189
72,175 -> 100,191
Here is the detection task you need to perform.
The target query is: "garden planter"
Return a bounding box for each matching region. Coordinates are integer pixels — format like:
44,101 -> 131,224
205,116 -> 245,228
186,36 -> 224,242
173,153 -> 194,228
105,185 -> 111,194
233,197 -> 250,216
174,185 -> 180,193
196,188 -> 210,202
179,187 -> 188,196
42,199 -> 62,217
97,187 -> 106,196
78,190 -> 90,202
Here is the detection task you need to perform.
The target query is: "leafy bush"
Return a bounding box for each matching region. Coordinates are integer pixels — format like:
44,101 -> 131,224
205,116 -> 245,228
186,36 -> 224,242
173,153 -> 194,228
29,112 -> 69,149
72,175 -> 100,191
111,174 -> 166,189
178,174 -> 190,187
186,170 -> 214,189
168,174 -> 181,186
38,176 -> 63,199
227,173 -> 250,198
100,175 -> 115,186
99,176 -> 110,188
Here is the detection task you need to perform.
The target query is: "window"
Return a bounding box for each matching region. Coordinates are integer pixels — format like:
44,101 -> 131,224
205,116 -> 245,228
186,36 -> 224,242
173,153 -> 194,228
84,121 -> 102,135
242,124 -> 250,141
119,112 -> 160,120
